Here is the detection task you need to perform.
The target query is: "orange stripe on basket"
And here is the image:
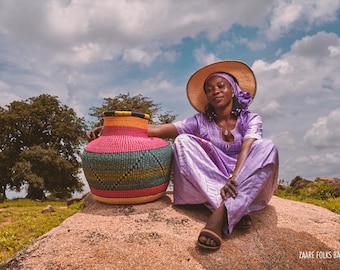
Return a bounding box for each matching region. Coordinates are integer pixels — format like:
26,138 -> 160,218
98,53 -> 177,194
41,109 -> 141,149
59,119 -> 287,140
90,182 -> 169,198
104,116 -> 148,129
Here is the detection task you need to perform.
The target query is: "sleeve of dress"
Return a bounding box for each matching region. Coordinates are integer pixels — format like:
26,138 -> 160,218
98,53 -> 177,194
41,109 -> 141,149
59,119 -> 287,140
241,111 -> 263,140
172,113 -> 201,135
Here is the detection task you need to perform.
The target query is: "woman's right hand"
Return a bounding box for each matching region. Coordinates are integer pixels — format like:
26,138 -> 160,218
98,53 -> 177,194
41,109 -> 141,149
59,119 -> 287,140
220,179 -> 238,200
86,126 -> 103,142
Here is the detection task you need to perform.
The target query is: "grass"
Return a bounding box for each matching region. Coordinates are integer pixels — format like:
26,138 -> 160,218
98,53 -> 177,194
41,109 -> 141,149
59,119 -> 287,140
0,199 -> 83,263
274,189 -> 340,214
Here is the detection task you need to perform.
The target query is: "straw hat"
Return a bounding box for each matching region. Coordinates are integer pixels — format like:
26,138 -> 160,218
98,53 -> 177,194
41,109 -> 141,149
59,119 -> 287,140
186,60 -> 257,112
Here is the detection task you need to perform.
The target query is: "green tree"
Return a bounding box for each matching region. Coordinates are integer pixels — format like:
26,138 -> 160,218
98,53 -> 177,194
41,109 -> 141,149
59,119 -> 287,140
290,175 -> 303,187
0,94 -> 87,200
89,93 -> 177,126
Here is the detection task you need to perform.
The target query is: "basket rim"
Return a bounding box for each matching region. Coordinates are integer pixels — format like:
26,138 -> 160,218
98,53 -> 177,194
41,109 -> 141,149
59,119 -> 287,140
102,110 -> 150,120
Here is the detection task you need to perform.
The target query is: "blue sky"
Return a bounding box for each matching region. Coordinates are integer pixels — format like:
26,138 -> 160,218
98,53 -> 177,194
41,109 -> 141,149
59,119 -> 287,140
0,0 -> 340,197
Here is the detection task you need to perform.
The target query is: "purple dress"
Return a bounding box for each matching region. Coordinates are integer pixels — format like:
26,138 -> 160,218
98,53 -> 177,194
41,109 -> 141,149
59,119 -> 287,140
172,111 -> 279,235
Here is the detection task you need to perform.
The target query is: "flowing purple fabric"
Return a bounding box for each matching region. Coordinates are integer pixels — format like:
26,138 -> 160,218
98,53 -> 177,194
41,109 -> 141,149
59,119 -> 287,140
172,112 -> 279,235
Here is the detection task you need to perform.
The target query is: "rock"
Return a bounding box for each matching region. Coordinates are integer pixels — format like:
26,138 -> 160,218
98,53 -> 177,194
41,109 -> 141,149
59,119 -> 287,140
66,197 -> 82,206
289,179 -> 312,193
277,184 -> 287,190
289,177 -> 340,198
1,193 -> 339,270
318,177 -> 340,197
41,205 -> 55,214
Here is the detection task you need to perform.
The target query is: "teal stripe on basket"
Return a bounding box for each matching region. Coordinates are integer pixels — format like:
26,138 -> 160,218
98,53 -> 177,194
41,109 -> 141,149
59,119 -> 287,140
85,174 -> 170,191
82,145 -> 173,172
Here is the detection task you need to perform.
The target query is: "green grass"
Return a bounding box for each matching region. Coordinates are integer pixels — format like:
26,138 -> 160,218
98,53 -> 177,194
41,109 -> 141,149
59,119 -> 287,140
0,199 -> 83,263
274,189 -> 340,214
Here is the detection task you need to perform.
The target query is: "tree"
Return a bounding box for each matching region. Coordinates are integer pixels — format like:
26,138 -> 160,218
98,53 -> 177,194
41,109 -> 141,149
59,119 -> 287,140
0,94 -> 87,200
290,175 -> 303,187
89,93 -> 177,126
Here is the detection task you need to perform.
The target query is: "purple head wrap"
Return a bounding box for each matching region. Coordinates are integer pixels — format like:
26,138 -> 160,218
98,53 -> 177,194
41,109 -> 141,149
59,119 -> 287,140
205,72 -> 253,110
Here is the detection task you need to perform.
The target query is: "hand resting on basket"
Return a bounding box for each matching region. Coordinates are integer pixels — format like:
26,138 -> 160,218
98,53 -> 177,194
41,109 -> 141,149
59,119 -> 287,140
86,126 -> 103,142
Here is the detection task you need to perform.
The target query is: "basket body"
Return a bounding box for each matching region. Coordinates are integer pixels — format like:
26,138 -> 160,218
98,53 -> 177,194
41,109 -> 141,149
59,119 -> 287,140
82,111 -> 173,204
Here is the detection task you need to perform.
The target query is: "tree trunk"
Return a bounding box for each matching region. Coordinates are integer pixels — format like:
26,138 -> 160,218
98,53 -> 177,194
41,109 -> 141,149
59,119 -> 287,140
0,185 -> 7,202
26,186 -> 45,200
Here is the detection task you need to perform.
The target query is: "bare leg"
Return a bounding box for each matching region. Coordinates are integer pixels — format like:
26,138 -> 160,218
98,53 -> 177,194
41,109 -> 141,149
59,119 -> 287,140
198,203 -> 226,248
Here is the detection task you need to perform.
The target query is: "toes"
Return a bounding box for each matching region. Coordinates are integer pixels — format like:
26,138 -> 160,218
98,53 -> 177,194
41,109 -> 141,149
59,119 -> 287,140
198,235 -> 217,247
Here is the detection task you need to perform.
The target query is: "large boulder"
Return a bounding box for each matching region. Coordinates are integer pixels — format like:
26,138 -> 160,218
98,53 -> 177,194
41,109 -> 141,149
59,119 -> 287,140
1,193 -> 339,270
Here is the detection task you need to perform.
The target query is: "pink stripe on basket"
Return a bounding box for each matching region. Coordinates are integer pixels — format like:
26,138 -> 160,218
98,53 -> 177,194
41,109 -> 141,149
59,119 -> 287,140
101,126 -> 147,137
90,182 -> 169,198
85,127 -> 169,153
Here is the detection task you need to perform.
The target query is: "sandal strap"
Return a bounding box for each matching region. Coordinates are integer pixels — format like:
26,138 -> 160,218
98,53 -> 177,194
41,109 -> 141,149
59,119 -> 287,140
199,229 -> 222,246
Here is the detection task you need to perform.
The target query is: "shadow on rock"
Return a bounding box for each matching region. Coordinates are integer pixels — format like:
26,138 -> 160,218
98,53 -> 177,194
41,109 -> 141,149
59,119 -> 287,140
188,205 -> 338,270
81,192 -> 172,217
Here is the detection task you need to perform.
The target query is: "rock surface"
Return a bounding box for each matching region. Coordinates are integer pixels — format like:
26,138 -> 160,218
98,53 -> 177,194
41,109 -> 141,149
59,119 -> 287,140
1,193 -> 339,270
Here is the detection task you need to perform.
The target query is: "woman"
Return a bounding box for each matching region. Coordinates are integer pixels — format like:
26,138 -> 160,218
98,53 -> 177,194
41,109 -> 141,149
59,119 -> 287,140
87,60 -> 279,251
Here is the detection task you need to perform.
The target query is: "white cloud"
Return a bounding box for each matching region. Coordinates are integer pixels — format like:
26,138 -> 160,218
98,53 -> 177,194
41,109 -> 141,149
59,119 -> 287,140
0,0 -> 274,67
329,40 -> 340,56
252,31 -> 340,116
293,152 -> 340,178
141,75 -> 174,95
259,100 -> 281,118
290,31 -> 340,58
269,131 -> 295,150
304,107 -> 340,148
265,0 -> 340,40
194,45 -> 220,66
0,81 -> 21,107
0,0 -> 340,184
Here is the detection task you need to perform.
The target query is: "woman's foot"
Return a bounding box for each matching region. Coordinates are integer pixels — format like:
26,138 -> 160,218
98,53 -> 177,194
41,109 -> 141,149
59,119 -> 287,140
197,204 -> 226,250
235,214 -> 252,230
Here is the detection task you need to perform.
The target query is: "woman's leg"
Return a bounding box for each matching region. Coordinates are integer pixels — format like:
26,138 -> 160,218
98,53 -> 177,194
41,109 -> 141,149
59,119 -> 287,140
172,135 -> 279,247
172,134 -> 233,210
223,139 -> 279,235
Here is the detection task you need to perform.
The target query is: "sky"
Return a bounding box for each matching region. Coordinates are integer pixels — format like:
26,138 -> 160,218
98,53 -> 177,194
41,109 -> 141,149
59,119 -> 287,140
0,0 -> 340,197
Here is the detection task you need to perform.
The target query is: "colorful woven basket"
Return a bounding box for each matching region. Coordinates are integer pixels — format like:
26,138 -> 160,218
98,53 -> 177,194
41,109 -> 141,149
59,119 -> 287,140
82,110 -> 173,204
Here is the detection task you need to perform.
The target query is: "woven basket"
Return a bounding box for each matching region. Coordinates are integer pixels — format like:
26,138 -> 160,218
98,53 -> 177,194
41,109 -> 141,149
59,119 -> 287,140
82,111 -> 173,204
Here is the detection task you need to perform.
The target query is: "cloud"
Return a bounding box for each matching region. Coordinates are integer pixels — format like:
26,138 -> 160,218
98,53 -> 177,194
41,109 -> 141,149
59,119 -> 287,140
304,107 -> 340,148
252,31 -> 340,116
329,40 -> 340,56
269,131 -> 295,150
259,100 -> 281,118
265,0 -> 340,40
0,81 -> 21,107
194,45 -> 220,66
0,0 -> 340,185
0,0 -> 274,66
280,151 -> 340,181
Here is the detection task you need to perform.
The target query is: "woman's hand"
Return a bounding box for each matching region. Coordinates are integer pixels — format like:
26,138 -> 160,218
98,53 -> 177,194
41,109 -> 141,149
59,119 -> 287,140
86,126 -> 103,142
220,178 -> 238,200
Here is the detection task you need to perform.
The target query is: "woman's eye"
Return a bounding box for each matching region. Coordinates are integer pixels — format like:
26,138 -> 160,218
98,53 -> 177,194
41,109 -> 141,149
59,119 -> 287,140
218,84 -> 226,89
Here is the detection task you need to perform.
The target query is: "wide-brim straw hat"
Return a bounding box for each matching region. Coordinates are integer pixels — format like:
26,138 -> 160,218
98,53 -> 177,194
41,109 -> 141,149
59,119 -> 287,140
186,60 -> 257,112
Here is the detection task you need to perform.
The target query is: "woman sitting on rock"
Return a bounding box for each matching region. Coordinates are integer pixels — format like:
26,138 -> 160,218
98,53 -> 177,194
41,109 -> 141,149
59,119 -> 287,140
87,60 -> 279,250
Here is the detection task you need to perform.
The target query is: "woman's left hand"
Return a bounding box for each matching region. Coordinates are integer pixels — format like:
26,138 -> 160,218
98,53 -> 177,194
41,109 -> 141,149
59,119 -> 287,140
220,179 -> 238,200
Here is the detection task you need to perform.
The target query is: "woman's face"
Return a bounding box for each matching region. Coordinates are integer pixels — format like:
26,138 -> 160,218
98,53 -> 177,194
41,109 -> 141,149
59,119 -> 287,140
204,76 -> 234,110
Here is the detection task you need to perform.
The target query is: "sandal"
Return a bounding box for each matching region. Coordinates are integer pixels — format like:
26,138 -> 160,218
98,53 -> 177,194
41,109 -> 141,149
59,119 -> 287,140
197,228 -> 222,250
235,215 -> 252,230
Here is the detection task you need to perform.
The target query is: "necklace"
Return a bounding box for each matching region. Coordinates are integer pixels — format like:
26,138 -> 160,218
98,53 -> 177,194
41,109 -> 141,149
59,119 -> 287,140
216,119 -> 234,141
